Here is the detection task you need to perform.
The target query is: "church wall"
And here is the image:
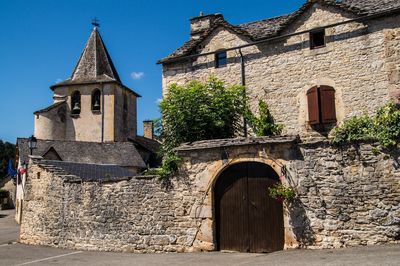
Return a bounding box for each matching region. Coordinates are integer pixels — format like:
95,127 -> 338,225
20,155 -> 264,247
19,141 -> 400,252
162,4 -> 400,139
114,86 -> 137,142
34,104 -> 66,140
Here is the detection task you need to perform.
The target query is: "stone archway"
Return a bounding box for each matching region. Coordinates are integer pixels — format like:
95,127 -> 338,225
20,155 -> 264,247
214,161 -> 284,253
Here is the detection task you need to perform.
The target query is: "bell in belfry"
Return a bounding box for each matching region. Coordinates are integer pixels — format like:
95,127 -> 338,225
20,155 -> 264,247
93,99 -> 100,109
73,102 -> 81,112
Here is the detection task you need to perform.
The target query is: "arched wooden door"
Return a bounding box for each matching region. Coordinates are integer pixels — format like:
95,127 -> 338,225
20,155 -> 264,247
215,162 -> 284,253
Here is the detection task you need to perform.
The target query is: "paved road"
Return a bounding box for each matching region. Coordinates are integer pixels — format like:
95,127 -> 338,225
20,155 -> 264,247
0,209 -> 19,245
1,209 -> 399,265
0,243 -> 399,266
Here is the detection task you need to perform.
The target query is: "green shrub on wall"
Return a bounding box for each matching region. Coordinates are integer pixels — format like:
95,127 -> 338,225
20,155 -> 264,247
373,102 -> 400,148
332,102 -> 400,148
331,115 -> 374,144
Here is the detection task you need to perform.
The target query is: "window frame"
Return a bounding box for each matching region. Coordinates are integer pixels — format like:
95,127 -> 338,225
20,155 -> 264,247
309,29 -> 326,50
215,51 -> 227,68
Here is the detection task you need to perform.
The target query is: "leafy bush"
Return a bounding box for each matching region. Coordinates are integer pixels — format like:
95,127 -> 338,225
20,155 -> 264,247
156,77 -> 247,178
245,100 -> 284,136
0,140 -> 16,179
154,78 -> 284,179
0,189 -> 9,199
332,115 -> 374,144
160,77 -> 246,148
373,102 -> 400,148
332,102 -> 400,148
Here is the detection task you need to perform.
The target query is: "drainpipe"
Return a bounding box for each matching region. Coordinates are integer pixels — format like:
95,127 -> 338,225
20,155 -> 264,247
101,84 -> 105,143
239,49 -> 248,137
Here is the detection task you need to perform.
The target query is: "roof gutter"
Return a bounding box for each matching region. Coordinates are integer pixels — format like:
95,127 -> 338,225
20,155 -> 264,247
158,6 -> 400,64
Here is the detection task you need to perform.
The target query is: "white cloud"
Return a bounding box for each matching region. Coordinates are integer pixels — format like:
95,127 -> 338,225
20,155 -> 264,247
130,71 -> 144,80
156,98 -> 163,104
55,78 -> 63,83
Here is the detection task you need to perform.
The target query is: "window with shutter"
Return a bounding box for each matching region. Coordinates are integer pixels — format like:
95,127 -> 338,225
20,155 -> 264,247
320,86 -> 336,123
307,86 -> 320,125
306,85 -> 336,126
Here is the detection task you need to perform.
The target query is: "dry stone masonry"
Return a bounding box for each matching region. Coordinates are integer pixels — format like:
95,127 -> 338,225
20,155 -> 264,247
20,138 -> 400,252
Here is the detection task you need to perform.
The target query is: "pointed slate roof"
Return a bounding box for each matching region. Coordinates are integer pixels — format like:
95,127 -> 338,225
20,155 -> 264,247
71,27 -> 121,82
51,27 -> 141,96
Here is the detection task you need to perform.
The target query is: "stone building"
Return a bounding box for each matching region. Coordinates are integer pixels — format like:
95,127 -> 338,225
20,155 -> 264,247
15,25 -> 159,223
20,0 -> 400,253
34,26 -> 140,142
159,0 -> 400,138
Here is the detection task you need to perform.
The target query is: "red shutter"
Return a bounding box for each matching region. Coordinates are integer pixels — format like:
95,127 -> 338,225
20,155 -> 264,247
320,86 -> 336,123
307,86 -> 320,125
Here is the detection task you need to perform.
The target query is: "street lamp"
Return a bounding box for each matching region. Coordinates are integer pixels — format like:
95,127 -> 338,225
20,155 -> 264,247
28,135 -> 37,155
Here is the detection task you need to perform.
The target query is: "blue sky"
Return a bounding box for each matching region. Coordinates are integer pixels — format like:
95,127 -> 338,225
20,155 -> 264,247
0,0 -> 305,143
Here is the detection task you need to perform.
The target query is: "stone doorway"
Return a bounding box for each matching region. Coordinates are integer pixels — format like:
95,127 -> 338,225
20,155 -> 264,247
214,162 -> 284,253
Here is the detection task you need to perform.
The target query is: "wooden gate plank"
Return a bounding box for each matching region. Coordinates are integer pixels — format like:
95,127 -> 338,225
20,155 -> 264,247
215,163 -> 248,252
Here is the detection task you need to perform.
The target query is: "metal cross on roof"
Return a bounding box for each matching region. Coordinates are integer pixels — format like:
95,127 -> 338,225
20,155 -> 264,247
91,17 -> 100,27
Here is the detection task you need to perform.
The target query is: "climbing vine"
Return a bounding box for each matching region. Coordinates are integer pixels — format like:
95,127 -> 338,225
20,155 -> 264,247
244,100 -> 284,136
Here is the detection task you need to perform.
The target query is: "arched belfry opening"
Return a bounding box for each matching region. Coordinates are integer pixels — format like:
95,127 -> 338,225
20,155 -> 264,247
214,162 -> 284,253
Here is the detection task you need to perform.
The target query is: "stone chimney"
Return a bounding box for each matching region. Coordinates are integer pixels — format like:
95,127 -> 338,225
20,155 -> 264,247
190,13 -> 224,39
143,120 -> 154,139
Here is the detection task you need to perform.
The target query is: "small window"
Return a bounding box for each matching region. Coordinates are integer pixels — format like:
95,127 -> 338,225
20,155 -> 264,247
215,51 -> 227,68
91,89 -> 101,111
307,85 -> 336,125
123,94 -> 128,111
71,91 -> 81,115
310,29 -> 325,49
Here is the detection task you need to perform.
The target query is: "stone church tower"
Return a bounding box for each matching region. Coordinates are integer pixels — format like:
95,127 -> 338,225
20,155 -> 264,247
34,26 -> 140,142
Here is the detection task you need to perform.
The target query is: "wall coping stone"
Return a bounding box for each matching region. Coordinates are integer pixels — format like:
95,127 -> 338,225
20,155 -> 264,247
175,135 -> 300,152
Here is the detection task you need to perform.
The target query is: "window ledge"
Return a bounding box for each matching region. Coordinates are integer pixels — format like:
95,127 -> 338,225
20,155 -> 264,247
304,46 -> 332,57
70,114 -> 80,118
92,110 -> 101,115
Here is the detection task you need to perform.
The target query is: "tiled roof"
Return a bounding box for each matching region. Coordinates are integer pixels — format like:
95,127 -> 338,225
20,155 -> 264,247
133,136 -> 161,154
37,160 -> 135,182
33,101 -> 66,115
159,0 -> 400,63
17,138 -> 146,168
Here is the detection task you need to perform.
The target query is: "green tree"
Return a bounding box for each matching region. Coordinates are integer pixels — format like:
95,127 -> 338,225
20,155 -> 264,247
159,77 -> 246,150
0,140 -> 16,179
155,77 -> 246,178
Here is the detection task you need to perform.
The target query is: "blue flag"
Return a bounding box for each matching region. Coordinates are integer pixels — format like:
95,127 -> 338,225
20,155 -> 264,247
7,159 -> 17,177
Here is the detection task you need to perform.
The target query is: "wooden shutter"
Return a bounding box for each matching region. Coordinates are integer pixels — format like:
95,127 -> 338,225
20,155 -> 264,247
307,86 -> 320,125
320,86 -> 336,123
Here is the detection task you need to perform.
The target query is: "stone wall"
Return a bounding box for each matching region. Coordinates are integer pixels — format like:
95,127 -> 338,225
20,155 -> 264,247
20,140 -> 400,252
286,142 -> 400,248
162,4 -> 400,138
20,162 -> 203,253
